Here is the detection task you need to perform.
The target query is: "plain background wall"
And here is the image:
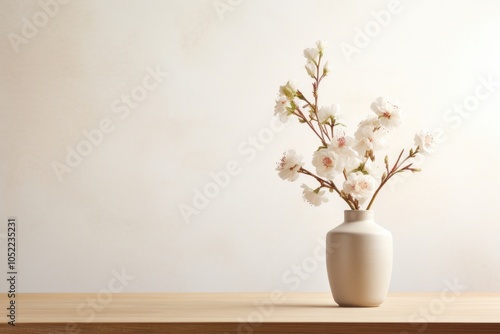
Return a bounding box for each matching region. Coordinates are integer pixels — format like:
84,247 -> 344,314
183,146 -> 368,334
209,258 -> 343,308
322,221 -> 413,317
1,0 -> 500,293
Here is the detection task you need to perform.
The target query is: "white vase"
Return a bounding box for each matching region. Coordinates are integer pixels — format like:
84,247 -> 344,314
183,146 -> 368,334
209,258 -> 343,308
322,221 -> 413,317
326,210 -> 393,307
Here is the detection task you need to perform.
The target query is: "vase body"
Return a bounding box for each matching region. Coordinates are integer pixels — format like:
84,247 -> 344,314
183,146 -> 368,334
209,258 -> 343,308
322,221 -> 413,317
326,210 -> 393,307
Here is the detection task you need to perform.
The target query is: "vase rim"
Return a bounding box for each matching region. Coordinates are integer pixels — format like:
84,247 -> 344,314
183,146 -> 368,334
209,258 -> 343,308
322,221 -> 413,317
344,209 -> 374,212
343,209 -> 374,222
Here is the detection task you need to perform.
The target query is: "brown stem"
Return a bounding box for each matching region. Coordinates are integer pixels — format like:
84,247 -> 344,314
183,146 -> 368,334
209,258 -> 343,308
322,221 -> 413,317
312,54 -> 331,143
365,147 -> 419,210
292,109 -> 328,147
299,167 -> 356,210
392,149 -> 405,173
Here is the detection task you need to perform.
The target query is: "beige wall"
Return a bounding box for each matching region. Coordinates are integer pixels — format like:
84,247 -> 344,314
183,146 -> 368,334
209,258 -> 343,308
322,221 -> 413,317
1,0 -> 499,293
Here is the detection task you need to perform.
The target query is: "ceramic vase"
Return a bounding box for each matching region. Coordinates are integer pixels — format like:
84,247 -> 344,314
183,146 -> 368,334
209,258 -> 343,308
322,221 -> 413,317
326,210 -> 393,307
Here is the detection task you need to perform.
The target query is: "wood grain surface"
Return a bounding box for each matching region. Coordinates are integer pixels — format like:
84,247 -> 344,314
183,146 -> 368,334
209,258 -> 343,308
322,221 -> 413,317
1,292 -> 499,333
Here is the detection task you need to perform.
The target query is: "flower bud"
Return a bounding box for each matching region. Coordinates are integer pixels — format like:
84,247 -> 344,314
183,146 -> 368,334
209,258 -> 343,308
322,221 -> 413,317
323,61 -> 330,75
316,40 -> 328,56
303,48 -> 319,63
305,62 -> 316,78
279,80 -> 297,100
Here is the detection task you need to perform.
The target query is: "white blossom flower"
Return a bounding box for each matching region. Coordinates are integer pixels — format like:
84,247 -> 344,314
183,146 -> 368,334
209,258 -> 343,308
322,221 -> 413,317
330,131 -> 357,157
305,62 -> 316,78
345,157 -> 383,180
356,115 -> 380,131
362,158 -> 384,179
414,129 -> 440,154
301,184 -> 328,206
343,172 -> 376,202
353,116 -> 388,154
304,47 -> 319,63
370,96 -> 402,130
353,133 -> 387,155
316,40 -> 328,52
274,95 -> 290,122
322,60 -> 330,75
317,104 -> 341,124
344,156 -> 363,175
328,131 -> 358,172
312,148 -> 341,179
279,81 -> 297,100
276,150 -> 304,182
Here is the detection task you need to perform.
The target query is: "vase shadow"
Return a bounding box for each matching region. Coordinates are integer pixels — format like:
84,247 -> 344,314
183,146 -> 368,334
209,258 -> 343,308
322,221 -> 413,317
276,303 -> 340,309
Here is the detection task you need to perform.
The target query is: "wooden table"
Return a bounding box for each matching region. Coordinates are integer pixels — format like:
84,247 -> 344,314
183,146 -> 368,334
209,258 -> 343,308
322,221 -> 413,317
1,293 -> 499,333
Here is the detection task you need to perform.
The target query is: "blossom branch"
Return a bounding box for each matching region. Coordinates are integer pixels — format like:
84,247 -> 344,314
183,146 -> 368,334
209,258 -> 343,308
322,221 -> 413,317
365,146 -> 421,210
299,167 -> 356,210
275,41 -> 428,209
313,54 -> 331,142
291,107 -> 328,147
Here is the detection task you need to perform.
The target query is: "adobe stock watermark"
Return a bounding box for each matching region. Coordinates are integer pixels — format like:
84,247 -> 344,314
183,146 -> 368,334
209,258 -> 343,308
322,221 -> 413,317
442,74 -> 499,129
178,116 -> 286,224
182,0 -> 243,52
213,0 -> 244,21
225,237 -> 336,334
50,267 -> 135,334
76,267 -> 135,322
340,0 -> 402,63
400,277 -> 466,334
7,0 -> 71,54
51,65 -> 169,182
182,4 -> 216,52
389,73 -> 499,191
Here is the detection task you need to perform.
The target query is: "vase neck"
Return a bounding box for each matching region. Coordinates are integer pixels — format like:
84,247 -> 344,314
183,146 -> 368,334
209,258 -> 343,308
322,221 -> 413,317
344,210 -> 374,223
